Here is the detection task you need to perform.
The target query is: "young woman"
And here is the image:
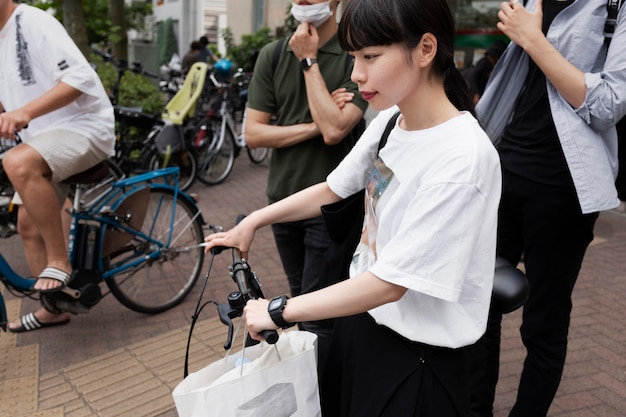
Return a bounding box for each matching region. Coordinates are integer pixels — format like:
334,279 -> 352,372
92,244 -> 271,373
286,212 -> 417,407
203,0 -> 501,415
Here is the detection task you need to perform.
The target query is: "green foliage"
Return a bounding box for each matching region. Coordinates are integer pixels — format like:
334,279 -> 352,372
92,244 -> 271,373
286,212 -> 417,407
221,27 -> 275,72
23,0 -> 152,46
91,54 -> 163,115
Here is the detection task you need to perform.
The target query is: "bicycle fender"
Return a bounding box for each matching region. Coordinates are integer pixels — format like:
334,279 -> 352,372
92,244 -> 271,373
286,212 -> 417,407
101,186 -> 151,258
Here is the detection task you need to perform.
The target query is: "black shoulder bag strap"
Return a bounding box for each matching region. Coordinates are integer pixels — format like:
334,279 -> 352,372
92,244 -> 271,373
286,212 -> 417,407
321,111 -> 401,244
271,38 -> 285,73
605,0 -> 624,43
319,110 -> 401,286
379,111 -> 401,151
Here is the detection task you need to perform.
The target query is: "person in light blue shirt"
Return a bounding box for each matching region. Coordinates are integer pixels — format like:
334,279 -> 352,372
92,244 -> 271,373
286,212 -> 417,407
469,1 -> 626,416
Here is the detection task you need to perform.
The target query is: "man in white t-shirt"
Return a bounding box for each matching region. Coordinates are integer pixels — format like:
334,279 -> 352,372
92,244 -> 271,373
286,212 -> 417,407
0,0 -> 115,332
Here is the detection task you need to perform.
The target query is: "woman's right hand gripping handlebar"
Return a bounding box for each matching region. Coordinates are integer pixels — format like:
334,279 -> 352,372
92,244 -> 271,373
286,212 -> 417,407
202,213 -> 282,342
203,213 -> 258,259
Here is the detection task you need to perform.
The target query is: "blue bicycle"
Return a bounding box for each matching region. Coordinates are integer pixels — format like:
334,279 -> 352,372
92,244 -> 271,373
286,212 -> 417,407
0,160 -> 206,331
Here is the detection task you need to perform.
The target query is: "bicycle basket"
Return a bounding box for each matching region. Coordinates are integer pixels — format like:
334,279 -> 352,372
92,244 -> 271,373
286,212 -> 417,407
154,124 -> 185,156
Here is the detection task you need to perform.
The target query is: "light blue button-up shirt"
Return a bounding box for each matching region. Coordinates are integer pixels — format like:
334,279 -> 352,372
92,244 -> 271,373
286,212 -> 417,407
477,0 -> 626,214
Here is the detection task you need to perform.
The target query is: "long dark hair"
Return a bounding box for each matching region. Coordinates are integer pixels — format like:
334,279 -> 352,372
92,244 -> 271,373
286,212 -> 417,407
338,0 -> 473,114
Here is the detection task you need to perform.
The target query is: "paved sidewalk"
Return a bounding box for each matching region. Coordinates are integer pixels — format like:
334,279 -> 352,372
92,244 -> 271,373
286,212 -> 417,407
1,154 -> 625,416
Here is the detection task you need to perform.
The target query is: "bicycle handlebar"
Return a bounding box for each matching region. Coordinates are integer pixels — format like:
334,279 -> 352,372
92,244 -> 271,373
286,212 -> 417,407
231,261 -> 279,345
215,215 -> 279,348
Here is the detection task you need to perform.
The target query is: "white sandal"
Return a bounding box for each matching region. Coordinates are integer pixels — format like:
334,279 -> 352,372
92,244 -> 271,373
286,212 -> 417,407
32,267 -> 71,293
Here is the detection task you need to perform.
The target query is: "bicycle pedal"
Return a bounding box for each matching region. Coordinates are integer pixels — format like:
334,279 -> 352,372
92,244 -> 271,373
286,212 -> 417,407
59,286 -> 81,299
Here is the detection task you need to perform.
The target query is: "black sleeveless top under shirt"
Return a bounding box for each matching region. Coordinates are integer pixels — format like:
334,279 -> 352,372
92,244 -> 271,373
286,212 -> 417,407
498,0 -> 575,188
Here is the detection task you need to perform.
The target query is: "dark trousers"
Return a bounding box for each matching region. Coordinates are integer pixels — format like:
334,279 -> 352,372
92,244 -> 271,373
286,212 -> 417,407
271,216 -> 342,376
321,313 -> 470,417
469,169 -> 598,417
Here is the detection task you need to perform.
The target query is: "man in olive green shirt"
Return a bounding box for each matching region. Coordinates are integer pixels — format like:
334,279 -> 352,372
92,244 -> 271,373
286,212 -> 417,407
244,0 -> 367,375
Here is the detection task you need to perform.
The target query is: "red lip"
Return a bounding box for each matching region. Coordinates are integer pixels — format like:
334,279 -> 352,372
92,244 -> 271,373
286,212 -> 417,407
360,91 -> 376,101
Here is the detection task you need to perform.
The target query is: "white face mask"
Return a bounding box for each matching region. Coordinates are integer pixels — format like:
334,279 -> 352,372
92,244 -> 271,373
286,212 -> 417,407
291,1 -> 333,28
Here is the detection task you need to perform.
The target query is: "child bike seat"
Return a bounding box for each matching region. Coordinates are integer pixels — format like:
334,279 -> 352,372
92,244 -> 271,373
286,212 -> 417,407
162,62 -> 209,125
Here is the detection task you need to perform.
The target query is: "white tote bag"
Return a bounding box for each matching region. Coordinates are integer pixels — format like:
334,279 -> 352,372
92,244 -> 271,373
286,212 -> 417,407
172,331 -> 321,417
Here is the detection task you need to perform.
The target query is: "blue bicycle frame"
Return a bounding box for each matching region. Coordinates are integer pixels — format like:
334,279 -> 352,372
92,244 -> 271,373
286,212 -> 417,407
1,166 -> 203,330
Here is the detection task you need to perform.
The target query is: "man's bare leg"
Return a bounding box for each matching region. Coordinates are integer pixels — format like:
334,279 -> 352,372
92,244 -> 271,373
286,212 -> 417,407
8,199 -> 72,329
3,144 -> 71,290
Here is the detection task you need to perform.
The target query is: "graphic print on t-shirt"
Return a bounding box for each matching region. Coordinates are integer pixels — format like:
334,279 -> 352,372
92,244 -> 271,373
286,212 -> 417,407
15,12 -> 35,86
350,157 -> 396,276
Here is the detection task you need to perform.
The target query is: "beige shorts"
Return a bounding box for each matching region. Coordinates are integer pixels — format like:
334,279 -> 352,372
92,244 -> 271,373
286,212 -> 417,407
12,129 -> 109,206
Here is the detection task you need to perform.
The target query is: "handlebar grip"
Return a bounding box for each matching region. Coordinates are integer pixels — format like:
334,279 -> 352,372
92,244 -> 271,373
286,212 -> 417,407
260,329 -> 279,344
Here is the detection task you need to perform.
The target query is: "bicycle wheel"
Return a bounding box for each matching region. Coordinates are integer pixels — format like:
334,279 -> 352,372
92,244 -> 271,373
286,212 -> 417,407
105,187 -> 205,314
196,118 -> 236,185
143,148 -> 197,191
246,146 -> 269,164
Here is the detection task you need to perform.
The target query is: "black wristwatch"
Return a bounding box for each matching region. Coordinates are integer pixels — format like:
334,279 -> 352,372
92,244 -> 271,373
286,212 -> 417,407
268,295 -> 295,329
300,57 -> 318,71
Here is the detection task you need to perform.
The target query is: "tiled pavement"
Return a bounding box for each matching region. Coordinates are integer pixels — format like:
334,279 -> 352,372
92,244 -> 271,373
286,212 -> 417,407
1,155 -> 625,416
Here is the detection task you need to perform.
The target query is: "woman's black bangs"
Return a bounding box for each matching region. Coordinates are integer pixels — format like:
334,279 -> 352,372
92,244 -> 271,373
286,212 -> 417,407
339,2 -> 401,51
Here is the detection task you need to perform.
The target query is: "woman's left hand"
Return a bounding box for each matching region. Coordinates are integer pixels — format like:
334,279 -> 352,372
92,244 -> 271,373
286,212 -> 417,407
244,298 -> 277,341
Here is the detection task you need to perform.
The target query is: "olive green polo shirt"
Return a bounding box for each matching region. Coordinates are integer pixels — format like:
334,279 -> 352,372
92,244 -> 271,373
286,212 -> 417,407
247,34 -> 368,203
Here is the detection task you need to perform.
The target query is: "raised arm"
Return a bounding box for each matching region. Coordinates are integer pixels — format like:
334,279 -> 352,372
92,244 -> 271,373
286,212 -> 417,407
245,85 -> 362,149
498,0 -> 586,108
0,82 -> 82,138
290,23 -> 364,145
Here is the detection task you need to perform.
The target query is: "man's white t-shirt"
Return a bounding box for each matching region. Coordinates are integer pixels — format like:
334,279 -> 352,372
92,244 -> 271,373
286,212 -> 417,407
0,4 -> 114,155
327,107 -> 502,348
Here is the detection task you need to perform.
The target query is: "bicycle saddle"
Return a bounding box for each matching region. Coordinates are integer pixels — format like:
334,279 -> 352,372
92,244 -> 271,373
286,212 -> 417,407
492,257 -> 529,314
63,161 -> 111,185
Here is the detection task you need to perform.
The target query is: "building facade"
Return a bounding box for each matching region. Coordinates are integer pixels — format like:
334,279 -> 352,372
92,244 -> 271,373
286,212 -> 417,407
144,0 -> 503,71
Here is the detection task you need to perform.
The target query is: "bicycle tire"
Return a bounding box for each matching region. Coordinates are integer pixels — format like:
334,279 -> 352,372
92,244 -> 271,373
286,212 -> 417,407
246,146 -> 269,164
105,187 -> 204,314
196,118 -> 236,185
142,148 -> 197,191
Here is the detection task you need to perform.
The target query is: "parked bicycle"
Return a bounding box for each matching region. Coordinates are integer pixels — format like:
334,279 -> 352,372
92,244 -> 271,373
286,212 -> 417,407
159,57 -> 185,103
91,48 -> 161,177
138,62 -> 213,191
194,66 -> 269,186
0,160 -> 206,331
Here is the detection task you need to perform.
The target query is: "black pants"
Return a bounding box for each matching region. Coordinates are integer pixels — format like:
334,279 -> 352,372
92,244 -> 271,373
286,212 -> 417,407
271,216 -> 345,376
469,169 -> 598,417
321,313 -> 470,417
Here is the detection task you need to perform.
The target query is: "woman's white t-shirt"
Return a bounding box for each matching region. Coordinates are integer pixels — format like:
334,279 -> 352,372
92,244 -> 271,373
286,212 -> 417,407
327,107 -> 502,348
0,4 -> 114,155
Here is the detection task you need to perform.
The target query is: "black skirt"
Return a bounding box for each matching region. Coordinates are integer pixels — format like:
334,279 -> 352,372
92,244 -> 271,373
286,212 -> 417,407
320,313 -> 470,417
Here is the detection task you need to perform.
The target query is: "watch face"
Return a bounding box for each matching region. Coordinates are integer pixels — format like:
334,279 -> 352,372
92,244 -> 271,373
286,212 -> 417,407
269,298 -> 282,310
